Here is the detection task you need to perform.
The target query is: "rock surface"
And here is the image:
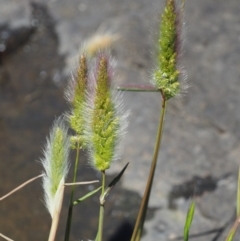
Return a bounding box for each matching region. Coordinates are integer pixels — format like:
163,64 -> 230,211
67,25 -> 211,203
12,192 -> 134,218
0,0 -> 240,241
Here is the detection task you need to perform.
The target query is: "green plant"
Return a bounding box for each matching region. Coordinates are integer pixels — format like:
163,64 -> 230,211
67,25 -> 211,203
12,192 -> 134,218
0,0 -> 183,240
1,1 -> 240,241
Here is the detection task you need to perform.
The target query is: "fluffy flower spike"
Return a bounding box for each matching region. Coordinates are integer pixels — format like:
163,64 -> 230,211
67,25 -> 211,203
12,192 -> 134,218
65,54 -> 88,148
152,0 -> 180,100
82,30 -> 120,57
41,118 -> 70,217
87,54 -> 128,171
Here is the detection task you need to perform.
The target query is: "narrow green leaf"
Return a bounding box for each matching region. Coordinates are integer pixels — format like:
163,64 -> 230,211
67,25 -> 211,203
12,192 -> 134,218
237,167 -> 240,216
100,162 -> 129,203
73,186 -> 102,206
184,200 -> 195,241
226,227 -> 238,241
226,230 -> 235,241
225,217 -> 240,241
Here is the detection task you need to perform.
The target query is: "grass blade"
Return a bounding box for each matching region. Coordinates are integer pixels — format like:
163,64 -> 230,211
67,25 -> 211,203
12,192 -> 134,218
184,200 -> 195,241
237,167 -> 240,216
73,186 -> 102,205
100,162 -> 129,203
226,229 -> 236,241
225,216 -> 240,241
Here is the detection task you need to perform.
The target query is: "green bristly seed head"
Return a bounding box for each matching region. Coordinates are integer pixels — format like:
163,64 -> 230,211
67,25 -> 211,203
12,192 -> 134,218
91,56 -> 120,171
153,0 -> 180,100
72,55 -> 87,110
69,54 -> 88,148
42,118 -> 70,217
50,127 -> 66,195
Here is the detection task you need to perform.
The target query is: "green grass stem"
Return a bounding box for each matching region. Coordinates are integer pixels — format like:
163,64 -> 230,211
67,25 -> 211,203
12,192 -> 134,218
237,167 -> 240,216
64,144 -> 81,241
97,171 -> 106,241
117,84 -> 158,92
131,95 -> 167,241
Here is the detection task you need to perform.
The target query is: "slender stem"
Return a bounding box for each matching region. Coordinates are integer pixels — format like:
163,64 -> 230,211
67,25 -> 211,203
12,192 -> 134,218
48,183 -> 65,241
64,144 -> 81,241
64,180 -> 99,186
237,167 -> 240,216
225,215 -> 240,241
0,233 -> 14,241
97,171 -> 106,241
117,87 -> 158,92
0,174 -> 44,201
131,96 -> 167,241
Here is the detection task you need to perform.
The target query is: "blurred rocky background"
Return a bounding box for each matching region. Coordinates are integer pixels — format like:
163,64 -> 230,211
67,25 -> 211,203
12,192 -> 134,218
0,0 -> 240,241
